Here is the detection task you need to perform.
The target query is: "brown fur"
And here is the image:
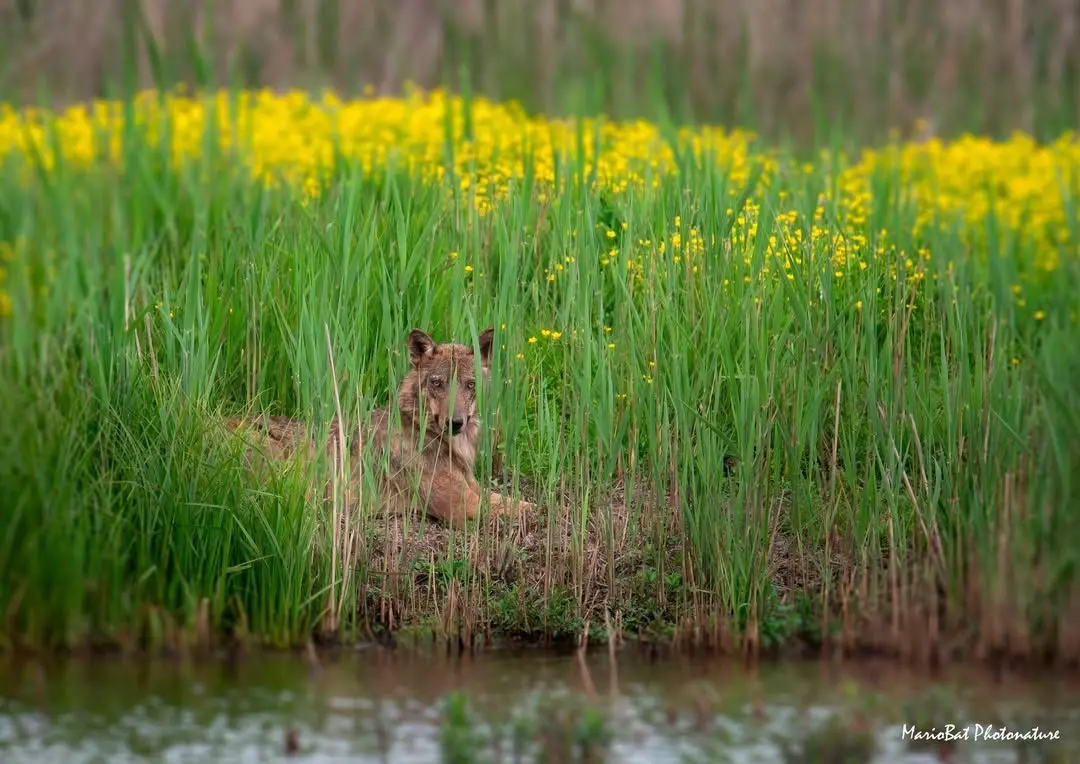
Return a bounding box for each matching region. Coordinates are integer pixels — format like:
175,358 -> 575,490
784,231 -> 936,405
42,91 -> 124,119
225,327 -> 535,528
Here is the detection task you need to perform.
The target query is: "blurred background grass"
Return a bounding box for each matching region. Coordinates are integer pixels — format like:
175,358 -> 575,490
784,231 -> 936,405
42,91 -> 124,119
2,0 -> 1077,148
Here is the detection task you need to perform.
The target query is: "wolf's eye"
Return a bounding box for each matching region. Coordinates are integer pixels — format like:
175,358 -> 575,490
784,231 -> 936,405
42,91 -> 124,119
465,380 -> 475,391
429,377 -> 444,389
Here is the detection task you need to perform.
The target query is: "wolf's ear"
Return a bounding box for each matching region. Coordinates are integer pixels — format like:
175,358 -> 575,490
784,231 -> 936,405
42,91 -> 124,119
408,329 -> 436,366
477,327 -> 495,369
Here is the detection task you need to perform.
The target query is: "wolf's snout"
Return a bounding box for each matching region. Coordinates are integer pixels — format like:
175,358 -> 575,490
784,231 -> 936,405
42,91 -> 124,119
449,416 -> 466,435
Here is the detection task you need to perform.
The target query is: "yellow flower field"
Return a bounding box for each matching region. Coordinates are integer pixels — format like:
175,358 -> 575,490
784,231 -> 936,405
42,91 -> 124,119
0,88 -> 762,206
0,86 -> 1078,319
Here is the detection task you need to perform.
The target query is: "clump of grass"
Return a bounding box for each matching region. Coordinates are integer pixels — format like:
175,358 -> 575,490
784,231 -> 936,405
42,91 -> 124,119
778,713 -> 878,764
0,84 -> 1078,667
437,691 -> 614,764
901,686 -> 964,759
439,692 -> 489,764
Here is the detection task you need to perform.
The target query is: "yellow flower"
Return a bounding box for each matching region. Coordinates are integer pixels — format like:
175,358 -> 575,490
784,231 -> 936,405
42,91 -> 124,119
0,85 -> 1074,298
1034,309 -> 1045,321
464,264 -> 474,273
528,336 -> 537,344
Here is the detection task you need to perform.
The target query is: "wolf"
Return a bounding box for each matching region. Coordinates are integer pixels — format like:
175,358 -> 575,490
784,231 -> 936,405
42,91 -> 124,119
226,327 -> 535,527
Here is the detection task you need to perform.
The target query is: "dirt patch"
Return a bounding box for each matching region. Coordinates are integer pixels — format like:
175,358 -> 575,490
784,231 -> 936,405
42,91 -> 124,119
301,473 -> 1080,673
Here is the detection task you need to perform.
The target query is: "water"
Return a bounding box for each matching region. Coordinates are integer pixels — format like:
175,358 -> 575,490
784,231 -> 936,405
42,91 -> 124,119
1,646 -> 1077,763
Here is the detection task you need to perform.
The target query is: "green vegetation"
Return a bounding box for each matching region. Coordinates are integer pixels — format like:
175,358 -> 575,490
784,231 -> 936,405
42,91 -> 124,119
0,12 -> 1078,666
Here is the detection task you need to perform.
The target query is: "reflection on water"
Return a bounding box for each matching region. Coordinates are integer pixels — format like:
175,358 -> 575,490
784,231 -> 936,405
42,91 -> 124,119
1,647 -> 1077,763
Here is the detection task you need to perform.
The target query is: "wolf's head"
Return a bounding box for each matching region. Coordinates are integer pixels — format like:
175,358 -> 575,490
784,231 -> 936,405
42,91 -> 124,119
397,327 -> 494,440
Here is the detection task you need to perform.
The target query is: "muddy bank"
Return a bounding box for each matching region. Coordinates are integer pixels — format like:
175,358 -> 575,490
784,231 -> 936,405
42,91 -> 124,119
261,471 -> 1080,673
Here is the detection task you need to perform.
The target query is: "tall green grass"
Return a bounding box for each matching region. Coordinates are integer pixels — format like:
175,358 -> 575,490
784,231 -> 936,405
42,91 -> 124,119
0,91 -> 1078,664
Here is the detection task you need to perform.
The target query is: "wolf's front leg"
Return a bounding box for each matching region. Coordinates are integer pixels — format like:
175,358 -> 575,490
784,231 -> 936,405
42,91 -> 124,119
419,469 -> 484,528
421,469 -> 534,525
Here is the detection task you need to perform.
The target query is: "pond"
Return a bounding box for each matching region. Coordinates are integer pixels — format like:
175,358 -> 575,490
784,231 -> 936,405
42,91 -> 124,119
1,646 -> 1076,763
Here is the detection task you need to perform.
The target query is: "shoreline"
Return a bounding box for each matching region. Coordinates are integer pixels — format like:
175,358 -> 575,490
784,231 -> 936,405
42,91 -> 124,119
3,631 -> 1079,681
